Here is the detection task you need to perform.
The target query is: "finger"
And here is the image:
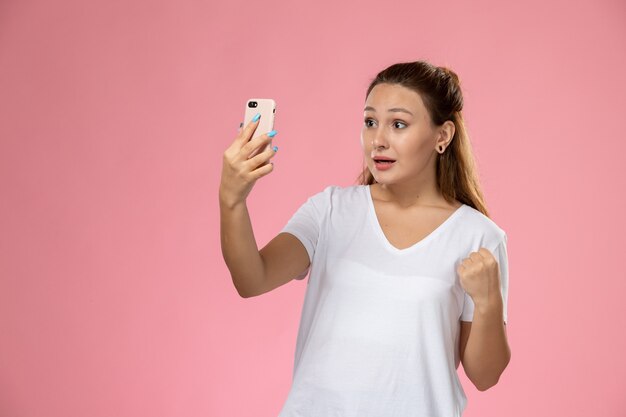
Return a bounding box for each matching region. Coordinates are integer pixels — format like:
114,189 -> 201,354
469,251 -> 484,261
236,114 -> 261,145
227,118 -> 263,162
245,143 -> 277,170
478,248 -> 497,265
241,130 -> 277,157
249,159 -> 275,180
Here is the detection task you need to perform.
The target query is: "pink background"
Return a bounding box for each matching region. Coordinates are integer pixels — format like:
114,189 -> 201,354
1,0 -> 625,416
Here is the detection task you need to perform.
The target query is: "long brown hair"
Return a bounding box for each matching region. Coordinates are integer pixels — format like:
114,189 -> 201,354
357,61 -> 490,218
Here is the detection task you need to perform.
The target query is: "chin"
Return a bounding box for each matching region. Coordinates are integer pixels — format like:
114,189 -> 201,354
371,175 -> 392,185
368,166 -> 397,185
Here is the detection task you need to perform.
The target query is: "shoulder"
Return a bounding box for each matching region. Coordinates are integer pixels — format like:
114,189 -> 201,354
300,185 -> 367,218
458,204 -> 508,249
309,184 -> 366,203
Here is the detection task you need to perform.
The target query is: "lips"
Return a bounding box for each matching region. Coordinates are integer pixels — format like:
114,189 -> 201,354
372,156 -> 396,163
372,155 -> 396,171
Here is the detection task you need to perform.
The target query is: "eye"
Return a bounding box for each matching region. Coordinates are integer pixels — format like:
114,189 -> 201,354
364,118 -> 377,128
393,121 -> 407,129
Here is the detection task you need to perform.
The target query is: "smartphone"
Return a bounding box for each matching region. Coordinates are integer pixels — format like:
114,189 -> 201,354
243,98 -> 276,159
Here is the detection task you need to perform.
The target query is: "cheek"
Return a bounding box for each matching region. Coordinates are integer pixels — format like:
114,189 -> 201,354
398,130 -> 430,151
413,139 -> 432,153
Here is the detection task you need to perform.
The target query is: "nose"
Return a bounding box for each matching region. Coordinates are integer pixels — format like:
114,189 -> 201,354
371,129 -> 388,150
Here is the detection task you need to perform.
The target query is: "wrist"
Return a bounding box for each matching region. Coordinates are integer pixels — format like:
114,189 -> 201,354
474,296 -> 504,318
219,189 -> 246,210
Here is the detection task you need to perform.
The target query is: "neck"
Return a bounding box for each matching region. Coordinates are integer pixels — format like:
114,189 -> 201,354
373,176 -> 444,209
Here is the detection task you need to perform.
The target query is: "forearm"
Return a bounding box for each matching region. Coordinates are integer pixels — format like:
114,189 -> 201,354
219,196 -> 265,297
462,298 -> 511,391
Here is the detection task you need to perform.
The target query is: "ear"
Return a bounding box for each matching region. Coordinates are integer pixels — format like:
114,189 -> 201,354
435,120 -> 456,150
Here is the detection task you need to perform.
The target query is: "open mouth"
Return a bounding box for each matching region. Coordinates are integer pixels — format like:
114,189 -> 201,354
373,158 -> 396,164
373,158 -> 396,170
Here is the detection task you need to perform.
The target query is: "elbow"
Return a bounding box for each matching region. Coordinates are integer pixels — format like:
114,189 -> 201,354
472,368 -> 505,391
231,259 -> 268,299
469,347 -> 511,392
475,377 -> 499,392
237,288 -> 253,298
473,360 -> 510,392
235,283 -> 259,298
232,276 -> 264,299
231,276 -> 256,299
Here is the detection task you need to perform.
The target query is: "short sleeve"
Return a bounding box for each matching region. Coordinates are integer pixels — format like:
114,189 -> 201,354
279,187 -> 330,280
461,234 -> 509,324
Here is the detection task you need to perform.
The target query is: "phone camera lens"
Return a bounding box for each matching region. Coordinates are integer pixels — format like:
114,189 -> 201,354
249,101 -> 258,108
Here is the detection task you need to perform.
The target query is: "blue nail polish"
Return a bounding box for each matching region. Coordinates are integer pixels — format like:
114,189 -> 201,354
272,145 -> 278,152
252,113 -> 261,122
267,130 -> 277,138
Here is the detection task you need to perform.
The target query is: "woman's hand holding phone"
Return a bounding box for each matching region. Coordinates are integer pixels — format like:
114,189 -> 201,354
219,115 -> 278,208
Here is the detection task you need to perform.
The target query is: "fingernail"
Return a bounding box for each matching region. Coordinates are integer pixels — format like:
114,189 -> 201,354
239,122 -> 243,128
252,113 -> 261,122
267,130 -> 277,138
272,145 -> 278,152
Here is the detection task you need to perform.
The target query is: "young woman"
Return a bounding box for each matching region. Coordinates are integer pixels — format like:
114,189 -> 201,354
220,61 -> 511,416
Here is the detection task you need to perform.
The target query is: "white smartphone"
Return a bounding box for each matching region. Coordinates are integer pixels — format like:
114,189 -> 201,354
243,98 -> 276,159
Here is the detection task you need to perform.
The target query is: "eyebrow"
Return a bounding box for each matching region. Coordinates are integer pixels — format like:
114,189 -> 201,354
364,106 -> 414,116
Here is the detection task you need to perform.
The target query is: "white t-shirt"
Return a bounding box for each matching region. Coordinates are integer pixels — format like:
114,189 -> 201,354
277,185 -> 509,417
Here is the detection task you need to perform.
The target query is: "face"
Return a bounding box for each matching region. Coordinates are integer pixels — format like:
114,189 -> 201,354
360,83 -> 450,186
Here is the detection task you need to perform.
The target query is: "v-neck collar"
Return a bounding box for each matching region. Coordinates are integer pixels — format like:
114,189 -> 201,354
365,185 -> 467,254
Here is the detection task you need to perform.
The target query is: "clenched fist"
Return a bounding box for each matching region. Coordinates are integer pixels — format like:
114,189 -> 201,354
457,248 -> 503,309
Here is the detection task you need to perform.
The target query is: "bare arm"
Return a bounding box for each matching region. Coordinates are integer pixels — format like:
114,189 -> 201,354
257,232 -> 310,296
219,199 -> 266,297
220,199 -> 310,298
461,301 -> 511,391
458,246 -> 511,391
219,115 -> 309,298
